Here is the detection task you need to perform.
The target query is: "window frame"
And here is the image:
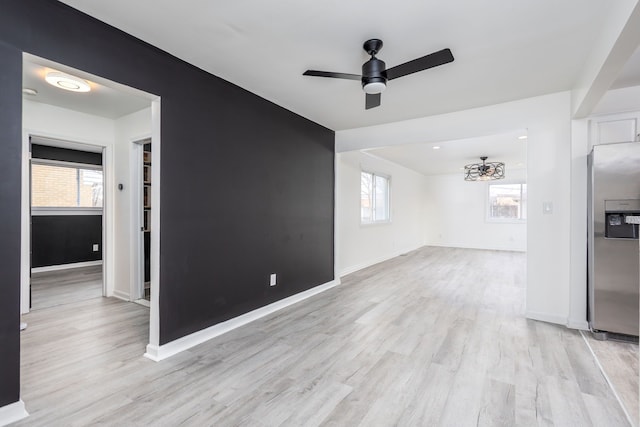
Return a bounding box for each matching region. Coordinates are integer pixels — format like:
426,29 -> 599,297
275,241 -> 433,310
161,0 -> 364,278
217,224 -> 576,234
360,170 -> 391,225
486,181 -> 527,223
31,158 -> 104,213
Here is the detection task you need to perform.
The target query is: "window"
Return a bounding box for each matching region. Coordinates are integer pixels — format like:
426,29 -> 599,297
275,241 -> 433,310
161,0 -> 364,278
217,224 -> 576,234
32,163 -> 103,208
488,183 -> 526,220
361,171 -> 390,223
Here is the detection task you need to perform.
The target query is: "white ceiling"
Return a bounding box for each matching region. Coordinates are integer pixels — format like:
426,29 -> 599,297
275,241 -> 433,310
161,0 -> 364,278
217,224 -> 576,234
367,129 -> 527,176
611,45 -> 640,89
23,54 -> 152,119
56,0 -> 635,131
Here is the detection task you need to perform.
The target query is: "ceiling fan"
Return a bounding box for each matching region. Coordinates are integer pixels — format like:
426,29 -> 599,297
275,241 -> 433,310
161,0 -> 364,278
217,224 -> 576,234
303,39 -> 454,110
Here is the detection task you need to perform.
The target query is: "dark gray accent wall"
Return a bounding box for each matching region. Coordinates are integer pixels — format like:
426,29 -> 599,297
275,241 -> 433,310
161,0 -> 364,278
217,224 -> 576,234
0,41 -> 22,408
31,215 -> 102,268
0,0 -> 334,407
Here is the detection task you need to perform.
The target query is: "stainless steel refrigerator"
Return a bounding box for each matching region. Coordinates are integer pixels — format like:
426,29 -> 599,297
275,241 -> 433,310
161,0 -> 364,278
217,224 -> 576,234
587,141 -> 640,339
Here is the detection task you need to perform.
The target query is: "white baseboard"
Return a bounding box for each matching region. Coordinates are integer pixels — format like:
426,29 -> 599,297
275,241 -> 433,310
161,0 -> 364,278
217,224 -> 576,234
425,243 -> 526,253
525,310 -> 567,326
112,290 -> 130,301
134,299 -> 150,308
567,319 -> 590,330
144,278 -> 341,362
340,244 -> 424,277
340,255 -> 393,277
32,260 -> 102,274
0,400 -> 28,426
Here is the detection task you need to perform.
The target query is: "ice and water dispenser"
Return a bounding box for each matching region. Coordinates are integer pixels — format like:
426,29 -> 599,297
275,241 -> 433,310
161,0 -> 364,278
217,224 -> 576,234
605,200 -> 640,239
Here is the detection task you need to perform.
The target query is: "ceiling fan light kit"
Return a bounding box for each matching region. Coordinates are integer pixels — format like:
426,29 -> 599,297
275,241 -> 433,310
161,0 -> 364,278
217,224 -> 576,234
464,156 -> 505,181
303,38 -> 454,110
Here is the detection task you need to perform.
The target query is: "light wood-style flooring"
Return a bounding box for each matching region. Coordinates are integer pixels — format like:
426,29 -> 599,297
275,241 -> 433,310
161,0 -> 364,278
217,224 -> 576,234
30,265 -> 102,310
583,333 -> 639,426
15,247 -> 632,426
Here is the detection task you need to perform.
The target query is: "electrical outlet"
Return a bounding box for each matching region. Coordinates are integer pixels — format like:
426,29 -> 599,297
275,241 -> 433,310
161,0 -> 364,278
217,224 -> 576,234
270,273 -> 277,286
92,244 -> 99,252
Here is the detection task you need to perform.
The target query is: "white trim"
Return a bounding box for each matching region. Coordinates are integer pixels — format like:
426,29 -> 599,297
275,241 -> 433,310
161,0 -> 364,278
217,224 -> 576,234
31,260 -> 102,274
148,99 -> 161,348
340,254 -> 396,277
579,331 -> 635,427
486,181 -> 527,223
112,289 -> 130,301
21,129 -> 112,314
566,319 -> 590,330
334,152 -> 339,285
359,170 -> 391,225
102,144 -> 113,298
31,207 -> 103,216
525,310 -> 567,326
339,243 -> 424,277
21,131 -> 32,314
0,400 -> 28,426
134,298 -> 150,308
144,278 -> 341,362
424,242 -> 527,253
130,137 -> 150,302
31,157 -> 103,170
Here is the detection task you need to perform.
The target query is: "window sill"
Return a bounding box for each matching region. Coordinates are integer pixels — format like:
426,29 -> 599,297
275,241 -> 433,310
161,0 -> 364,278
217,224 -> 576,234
32,207 -> 103,216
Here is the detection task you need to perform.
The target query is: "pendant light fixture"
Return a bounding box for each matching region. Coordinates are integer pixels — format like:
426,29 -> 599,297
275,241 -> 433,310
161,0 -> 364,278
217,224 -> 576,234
464,156 -> 505,181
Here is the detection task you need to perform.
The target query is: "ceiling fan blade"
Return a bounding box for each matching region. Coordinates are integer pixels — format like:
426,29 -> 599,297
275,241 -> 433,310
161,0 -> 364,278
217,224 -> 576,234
386,48 -> 454,80
303,70 -> 361,81
365,93 -> 381,110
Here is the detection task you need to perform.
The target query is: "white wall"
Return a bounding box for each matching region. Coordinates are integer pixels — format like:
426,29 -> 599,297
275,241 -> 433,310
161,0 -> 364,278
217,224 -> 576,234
21,100 -> 150,310
337,91 -> 573,327
113,108 -> 152,300
23,100 -> 116,145
424,169 -> 527,252
337,150 -> 427,276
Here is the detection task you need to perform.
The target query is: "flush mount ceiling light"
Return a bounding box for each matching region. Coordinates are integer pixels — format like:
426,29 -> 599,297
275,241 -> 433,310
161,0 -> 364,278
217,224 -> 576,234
45,71 -> 91,92
464,156 -> 505,181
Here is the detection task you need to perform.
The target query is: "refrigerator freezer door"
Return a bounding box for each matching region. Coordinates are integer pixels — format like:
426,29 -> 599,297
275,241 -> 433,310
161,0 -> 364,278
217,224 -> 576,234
588,142 -> 640,337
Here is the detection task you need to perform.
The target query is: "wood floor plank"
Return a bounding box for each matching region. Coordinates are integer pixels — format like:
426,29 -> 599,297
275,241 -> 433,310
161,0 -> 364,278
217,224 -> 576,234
583,333 -> 639,426
13,247 -> 632,426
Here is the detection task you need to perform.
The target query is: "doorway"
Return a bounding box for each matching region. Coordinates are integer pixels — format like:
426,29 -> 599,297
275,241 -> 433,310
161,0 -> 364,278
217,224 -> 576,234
132,138 -> 152,306
20,52 -> 162,353
29,137 -> 105,310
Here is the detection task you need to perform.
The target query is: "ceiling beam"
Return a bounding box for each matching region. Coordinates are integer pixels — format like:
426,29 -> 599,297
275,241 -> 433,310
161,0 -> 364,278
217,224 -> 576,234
571,0 -> 640,118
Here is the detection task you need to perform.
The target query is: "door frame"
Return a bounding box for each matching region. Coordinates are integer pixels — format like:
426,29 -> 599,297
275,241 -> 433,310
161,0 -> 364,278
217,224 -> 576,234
21,132 -> 110,312
130,136 -> 151,302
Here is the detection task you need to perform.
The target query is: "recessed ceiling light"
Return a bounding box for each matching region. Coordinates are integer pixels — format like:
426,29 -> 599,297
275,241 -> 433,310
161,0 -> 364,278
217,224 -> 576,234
45,71 -> 91,92
518,135 -> 528,140
22,88 -> 38,96
432,146 -> 441,150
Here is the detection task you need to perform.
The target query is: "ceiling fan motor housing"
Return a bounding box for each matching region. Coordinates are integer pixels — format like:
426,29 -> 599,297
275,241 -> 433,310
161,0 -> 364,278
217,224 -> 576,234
362,57 -> 387,90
